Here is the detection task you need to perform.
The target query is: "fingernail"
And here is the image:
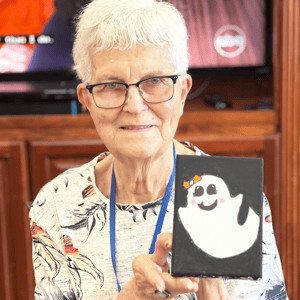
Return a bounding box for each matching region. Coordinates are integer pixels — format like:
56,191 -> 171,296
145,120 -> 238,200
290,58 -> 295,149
187,281 -> 193,290
156,285 -> 163,292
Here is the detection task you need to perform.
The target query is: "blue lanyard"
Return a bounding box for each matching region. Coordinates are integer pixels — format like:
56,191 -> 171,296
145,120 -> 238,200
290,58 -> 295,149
109,143 -> 176,293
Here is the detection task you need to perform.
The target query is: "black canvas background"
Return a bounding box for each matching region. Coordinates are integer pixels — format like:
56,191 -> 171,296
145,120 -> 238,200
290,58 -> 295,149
171,155 -> 263,279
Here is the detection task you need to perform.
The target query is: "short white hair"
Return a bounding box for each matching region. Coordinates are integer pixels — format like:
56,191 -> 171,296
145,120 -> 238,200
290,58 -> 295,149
73,0 -> 189,83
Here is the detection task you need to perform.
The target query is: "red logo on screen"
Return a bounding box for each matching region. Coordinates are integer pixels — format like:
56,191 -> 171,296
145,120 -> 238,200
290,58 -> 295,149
214,25 -> 246,58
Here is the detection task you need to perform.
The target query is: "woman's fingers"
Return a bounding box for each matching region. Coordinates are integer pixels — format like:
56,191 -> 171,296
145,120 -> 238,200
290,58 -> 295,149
196,278 -> 231,299
133,254 -> 199,297
161,273 -> 199,296
132,254 -> 165,292
151,232 -> 173,267
133,270 -> 199,299
130,233 -> 200,299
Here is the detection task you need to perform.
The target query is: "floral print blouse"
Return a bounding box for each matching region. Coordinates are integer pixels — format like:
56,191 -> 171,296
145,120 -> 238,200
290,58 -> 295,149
29,142 -> 288,299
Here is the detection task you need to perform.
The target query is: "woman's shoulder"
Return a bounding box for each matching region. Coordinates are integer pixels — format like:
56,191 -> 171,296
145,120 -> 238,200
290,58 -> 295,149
29,155 -> 103,224
37,157 -> 95,193
177,140 -> 208,156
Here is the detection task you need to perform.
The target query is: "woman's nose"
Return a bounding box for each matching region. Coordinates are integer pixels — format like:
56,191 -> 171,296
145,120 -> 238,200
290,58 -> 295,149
122,85 -> 148,114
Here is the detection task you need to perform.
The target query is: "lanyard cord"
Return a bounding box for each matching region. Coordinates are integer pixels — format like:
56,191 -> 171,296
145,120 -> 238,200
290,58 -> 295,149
110,143 -> 176,292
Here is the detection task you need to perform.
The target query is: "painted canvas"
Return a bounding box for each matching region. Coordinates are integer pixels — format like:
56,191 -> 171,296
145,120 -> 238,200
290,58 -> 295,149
171,155 -> 263,279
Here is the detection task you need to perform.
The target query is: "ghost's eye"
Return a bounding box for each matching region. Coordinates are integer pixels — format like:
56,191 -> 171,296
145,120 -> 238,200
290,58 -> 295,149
194,186 -> 204,197
207,184 -> 217,195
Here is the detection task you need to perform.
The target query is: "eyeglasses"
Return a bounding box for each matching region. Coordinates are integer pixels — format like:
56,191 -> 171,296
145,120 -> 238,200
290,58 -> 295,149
86,75 -> 179,109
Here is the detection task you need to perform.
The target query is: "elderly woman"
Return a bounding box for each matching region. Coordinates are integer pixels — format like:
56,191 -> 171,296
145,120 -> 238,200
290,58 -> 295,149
29,0 -> 288,299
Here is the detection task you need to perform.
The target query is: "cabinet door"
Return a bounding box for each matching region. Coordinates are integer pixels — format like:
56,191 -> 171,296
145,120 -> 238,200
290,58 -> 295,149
29,139 -> 107,199
0,141 -> 34,300
178,134 -> 281,251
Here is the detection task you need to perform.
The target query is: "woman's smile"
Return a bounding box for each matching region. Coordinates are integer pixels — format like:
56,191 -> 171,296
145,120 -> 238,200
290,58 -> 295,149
121,125 -> 154,132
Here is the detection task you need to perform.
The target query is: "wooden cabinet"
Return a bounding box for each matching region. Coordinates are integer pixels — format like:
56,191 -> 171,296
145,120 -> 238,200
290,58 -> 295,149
0,141 -> 34,300
0,111 -> 281,300
29,139 -> 108,199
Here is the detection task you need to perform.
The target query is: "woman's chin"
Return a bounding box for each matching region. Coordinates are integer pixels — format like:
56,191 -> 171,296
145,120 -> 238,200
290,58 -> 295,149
114,139 -> 168,161
122,142 -> 160,159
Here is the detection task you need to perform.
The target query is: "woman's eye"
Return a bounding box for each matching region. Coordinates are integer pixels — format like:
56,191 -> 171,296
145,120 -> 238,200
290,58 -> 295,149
149,78 -> 161,85
207,184 -> 217,195
193,186 -> 204,197
107,83 -> 118,89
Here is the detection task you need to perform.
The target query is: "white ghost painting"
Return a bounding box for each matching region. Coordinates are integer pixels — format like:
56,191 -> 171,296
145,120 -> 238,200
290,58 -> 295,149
178,175 -> 260,259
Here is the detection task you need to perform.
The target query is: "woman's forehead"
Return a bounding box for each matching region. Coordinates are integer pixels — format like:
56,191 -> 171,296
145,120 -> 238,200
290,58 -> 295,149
90,44 -> 175,81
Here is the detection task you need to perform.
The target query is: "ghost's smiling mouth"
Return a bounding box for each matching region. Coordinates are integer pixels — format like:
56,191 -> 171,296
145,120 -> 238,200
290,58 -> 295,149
198,199 -> 218,211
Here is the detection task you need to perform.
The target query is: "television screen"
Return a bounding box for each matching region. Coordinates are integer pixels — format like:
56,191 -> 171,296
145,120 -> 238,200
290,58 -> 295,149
0,0 -> 272,79
0,0 -> 90,80
167,0 -> 272,75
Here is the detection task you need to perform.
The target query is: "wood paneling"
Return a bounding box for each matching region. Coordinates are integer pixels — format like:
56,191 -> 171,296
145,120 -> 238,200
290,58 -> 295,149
29,140 -> 108,199
0,154 -> 14,300
0,141 -> 34,300
0,111 -> 275,141
273,0 -> 300,299
177,110 -> 276,138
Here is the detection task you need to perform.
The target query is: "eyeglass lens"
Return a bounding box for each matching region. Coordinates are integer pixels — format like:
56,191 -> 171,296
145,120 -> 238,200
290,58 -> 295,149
91,77 -> 175,108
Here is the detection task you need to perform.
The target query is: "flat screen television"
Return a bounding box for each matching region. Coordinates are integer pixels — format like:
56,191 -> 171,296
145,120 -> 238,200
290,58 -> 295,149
167,0 -> 273,77
170,0 -> 273,77
0,0 -> 272,83
0,0 -> 91,82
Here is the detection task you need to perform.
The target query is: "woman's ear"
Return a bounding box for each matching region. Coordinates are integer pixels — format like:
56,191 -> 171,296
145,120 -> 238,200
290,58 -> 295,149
77,83 -> 92,110
179,74 -> 192,115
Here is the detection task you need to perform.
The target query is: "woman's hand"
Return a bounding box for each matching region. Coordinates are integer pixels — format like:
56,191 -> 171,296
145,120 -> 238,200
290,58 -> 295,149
196,278 -> 231,300
117,232 -> 199,299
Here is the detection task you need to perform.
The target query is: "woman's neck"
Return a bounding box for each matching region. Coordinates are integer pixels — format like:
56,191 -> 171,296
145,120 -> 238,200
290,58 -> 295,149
113,143 -> 175,205
94,141 -> 194,205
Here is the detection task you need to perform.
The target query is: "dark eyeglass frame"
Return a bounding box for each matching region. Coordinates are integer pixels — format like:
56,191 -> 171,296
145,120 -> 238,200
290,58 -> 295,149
86,75 -> 179,109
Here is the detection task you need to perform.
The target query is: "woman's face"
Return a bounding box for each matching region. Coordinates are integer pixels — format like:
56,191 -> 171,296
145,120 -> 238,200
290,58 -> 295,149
77,44 -> 192,160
